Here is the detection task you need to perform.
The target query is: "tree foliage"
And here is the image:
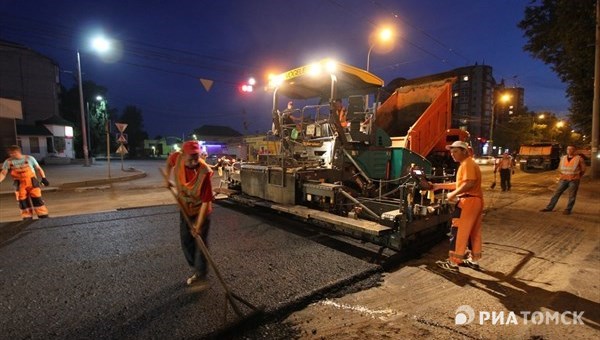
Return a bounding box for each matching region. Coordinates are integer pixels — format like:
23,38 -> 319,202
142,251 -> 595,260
59,81 -> 111,157
518,0 -> 596,134
117,106 -> 148,158
494,111 -> 584,152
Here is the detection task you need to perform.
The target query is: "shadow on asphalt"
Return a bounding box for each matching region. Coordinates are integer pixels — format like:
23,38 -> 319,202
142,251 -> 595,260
0,219 -> 35,249
416,244 -> 600,331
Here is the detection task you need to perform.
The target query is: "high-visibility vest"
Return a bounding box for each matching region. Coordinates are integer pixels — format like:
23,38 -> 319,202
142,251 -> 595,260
7,157 -> 36,181
559,155 -> 582,179
173,153 -> 210,215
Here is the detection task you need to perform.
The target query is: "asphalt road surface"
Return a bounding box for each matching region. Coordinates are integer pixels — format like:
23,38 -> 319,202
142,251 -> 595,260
0,204 -> 379,339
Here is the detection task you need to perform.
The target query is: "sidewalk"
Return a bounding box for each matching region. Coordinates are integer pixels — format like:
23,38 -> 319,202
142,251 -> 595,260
0,160 -> 155,195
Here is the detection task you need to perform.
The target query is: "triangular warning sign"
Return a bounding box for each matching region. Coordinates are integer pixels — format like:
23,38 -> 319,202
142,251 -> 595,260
200,78 -> 214,92
116,144 -> 128,154
117,134 -> 127,143
115,123 -> 128,133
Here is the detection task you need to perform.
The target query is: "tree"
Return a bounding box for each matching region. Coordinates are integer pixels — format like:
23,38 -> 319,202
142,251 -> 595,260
118,106 -> 148,158
59,81 -> 111,157
518,0 -> 596,134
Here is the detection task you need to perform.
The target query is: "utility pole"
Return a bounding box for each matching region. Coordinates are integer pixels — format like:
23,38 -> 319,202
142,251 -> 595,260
591,0 -> 600,179
77,51 -> 90,166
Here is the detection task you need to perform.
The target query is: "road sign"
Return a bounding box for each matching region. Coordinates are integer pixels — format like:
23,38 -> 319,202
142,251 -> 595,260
115,123 -> 128,133
116,144 -> 128,155
117,134 -> 127,144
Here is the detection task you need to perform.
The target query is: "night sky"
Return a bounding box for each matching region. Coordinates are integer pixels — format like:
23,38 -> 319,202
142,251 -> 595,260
0,0 -> 568,139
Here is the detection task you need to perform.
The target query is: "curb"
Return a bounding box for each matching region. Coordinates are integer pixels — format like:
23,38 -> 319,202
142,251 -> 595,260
59,170 -> 147,189
0,171 -> 147,197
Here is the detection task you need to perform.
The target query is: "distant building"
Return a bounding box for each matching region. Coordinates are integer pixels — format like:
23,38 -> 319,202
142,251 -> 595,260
0,40 -> 61,125
0,41 -> 71,160
386,64 -> 496,150
143,136 -> 182,158
0,97 -> 22,155
192,125 -> 244,158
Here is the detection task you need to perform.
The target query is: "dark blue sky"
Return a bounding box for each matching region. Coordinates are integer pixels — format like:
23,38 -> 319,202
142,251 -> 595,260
1,0 -> 568,138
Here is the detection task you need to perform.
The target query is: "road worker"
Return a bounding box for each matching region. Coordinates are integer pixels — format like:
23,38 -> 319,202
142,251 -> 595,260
165,141 -> 214,285
333,99 -> 348,129
494,152 -> 514,191
0,145 -> 50,220
430,141 -> 483,271
540,145 -> 586,215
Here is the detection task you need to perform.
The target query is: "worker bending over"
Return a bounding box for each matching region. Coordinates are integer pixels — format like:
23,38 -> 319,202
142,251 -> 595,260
1,145 -> 50,220
431,141 -> 483,271
166,141 -> 214,285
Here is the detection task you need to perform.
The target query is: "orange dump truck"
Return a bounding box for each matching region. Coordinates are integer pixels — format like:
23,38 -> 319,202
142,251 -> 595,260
374,78 -> 470,173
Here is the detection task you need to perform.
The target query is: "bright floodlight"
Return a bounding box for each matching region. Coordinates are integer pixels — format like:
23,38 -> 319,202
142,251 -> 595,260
96,95 -> 103,101
556,121 -> 565,128
268,73 -> 284,87
308,62 -> 321,77
91,36 -> 111,53
538,114 -> 545,119
379,28 -> 393,42
248,77 -> 256,86
500,93 -> 511,103
325,59 -> 337,73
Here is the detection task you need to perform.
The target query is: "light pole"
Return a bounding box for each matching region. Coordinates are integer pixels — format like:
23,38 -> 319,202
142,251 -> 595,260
489,93 -> 511,155
76,35 -> 112,167
76,51 -> 90,166
365,27 -> 393,109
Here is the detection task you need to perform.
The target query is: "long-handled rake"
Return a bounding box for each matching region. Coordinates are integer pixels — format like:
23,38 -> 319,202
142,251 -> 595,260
159,167 -> 262,325
490,171 -> 497,189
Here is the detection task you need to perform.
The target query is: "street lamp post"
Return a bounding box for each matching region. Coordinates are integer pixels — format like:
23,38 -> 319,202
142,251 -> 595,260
489,93 -> 511,155
76,35 -> 112,167
76,50 -> 90,166
365,27 -> 393,109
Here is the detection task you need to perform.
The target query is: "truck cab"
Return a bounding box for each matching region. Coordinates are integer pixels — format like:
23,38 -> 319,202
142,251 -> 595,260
518,143 -> 561,171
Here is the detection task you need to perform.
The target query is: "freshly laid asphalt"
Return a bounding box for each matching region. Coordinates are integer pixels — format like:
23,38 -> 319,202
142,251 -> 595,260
0,204 -> 380,339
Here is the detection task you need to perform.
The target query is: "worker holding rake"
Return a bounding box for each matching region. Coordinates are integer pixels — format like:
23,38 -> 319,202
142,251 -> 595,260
166,141 -> 214,285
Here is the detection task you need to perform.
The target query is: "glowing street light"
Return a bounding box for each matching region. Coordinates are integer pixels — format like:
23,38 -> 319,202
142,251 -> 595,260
91,36 -> 111,53
556,121 -> 565,128
77,35 -> 113,166
366,26 -> 395,108
538,114 -> 545,120
367,26 -> 395,72
489,92 -> 512,155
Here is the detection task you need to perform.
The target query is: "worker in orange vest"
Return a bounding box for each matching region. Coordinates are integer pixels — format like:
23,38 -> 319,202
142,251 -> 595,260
540,145 -> 586,215
430,141 -> 483,272
166,141 -> 214,285
0,145 -> 50,220
333,99 -> 348,129
494,152 -> 514,191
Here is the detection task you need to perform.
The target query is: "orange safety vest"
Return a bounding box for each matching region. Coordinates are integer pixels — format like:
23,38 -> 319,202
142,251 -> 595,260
7,158 -> 36,182
174,153 -> 211,216
559,155 -> 582,180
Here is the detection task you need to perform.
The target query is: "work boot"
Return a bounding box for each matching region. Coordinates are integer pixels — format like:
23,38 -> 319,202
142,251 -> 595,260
539,208 -> 552,212
186,272 -> 207,286
461,259 -> 480,270
436,260 -> 459,272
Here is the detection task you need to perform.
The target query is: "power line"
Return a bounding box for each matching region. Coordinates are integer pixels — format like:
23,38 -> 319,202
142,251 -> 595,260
370,0 -> 472,64
325,0 -> 454,66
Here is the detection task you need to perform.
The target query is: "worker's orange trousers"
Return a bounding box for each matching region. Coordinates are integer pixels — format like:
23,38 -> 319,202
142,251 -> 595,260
14,177 -> 49,219
449,196 -> 483,264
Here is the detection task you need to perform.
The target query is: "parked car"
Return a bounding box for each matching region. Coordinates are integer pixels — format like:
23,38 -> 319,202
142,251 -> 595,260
474,156 -> 496,165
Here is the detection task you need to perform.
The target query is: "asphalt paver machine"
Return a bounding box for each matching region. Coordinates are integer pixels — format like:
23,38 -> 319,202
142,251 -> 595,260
219,59 -> 456,251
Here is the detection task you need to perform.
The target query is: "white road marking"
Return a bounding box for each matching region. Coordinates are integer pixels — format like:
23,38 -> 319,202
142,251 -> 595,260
316,299 -> 398,320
